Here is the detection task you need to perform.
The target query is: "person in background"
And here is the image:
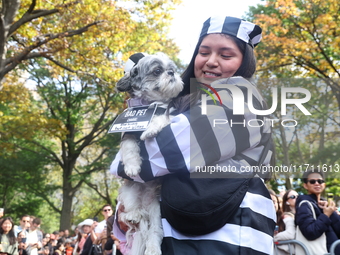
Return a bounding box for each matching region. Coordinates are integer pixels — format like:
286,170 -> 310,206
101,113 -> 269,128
295,170 -> 340,255
52,232 -> 59,245
0,216 -> 18,255
269,189 -> 282,235
64,230 -> 70,240
91,205 -> 113,246
48,234 -> 57,255
14,215 -> 31,237
274,189 -> 297,255
72,231 -> 82,255
70,227 -> 79,246
282,189 -> 298,214
64,239 -> 73,255
17,231 -> 29,255
52,242 -> 64,255
42,234 -> 52,255
57,230 -> 65,244
26,217 -> 43,255
76,219 -> 93,255
42,246 -> 50,255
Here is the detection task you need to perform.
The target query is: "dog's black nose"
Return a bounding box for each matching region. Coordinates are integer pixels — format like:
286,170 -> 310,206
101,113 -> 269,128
168,70 -> 174,76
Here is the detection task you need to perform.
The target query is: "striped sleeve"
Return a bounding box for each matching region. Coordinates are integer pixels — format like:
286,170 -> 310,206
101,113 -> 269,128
110,77 -> 272,182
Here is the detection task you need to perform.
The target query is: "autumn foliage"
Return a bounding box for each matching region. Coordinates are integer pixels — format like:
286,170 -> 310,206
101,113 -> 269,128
249,0 -> 340,109
0,0 -> 182,230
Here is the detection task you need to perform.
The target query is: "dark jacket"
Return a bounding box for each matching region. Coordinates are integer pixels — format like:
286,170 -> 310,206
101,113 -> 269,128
80,235 -> 92,255
295,194 -> 340,254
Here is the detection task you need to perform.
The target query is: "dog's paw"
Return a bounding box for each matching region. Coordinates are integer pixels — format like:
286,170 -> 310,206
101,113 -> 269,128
140,129 -> 159,140
124,164 -> 141,177
125,211 -> 142,224
144,244 -> 162,255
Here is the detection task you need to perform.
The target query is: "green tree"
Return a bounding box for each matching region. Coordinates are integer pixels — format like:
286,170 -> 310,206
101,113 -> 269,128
0,0 -> 182,230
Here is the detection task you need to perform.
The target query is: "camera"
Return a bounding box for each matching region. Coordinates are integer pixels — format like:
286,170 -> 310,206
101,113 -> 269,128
327,193 -> 334,204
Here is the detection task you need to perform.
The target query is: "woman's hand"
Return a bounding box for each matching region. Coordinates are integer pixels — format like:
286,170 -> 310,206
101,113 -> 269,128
91,221 -> 98,231
19,242 -> 27,249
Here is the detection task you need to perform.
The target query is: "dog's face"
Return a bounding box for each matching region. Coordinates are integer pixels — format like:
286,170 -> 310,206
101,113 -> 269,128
116,53 -> 183,103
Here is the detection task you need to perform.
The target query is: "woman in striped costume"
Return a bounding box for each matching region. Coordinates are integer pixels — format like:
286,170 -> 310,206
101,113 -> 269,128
110,16 -> 276,255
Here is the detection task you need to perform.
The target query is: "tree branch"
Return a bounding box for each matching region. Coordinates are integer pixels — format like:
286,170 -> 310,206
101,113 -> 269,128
43,55 -> 76,73
2,21 -> 102,77
8,1 -> 81,36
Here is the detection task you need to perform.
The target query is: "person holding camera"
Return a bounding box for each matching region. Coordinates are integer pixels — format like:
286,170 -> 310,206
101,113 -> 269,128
17,231 -> 28,255
295,170 -> 340,255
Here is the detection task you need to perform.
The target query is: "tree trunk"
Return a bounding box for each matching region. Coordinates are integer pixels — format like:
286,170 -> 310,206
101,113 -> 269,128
279,118 -> 292,190
60,171 -> 74,230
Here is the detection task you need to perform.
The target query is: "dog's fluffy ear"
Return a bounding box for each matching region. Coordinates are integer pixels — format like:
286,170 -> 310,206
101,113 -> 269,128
116,72 -> 132,92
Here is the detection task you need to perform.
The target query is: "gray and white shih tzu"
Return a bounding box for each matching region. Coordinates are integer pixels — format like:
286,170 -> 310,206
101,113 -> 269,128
116,53 -> 183,255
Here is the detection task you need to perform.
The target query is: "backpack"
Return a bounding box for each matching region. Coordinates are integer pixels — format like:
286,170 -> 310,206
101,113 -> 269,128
160,174 -> 251,235
160,140 -> 272,235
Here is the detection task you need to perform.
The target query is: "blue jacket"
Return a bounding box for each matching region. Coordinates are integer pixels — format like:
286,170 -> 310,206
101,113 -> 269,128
295,194 -> 340,254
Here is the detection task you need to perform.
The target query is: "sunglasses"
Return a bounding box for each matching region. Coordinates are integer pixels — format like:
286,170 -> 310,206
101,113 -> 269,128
103,209 -> 112,212
307,179 -> 325,185
288,195 -> 298,199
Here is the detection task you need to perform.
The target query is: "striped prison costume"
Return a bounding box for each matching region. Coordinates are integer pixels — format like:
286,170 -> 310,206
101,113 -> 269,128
110,77 -> 276,254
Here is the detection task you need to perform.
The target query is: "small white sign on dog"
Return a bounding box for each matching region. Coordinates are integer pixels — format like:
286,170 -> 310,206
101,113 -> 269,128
108,105 -> 158,133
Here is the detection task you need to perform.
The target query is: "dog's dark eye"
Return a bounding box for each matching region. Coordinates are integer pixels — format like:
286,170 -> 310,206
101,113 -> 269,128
131,68 -> 138,77
153,68 -> 162,76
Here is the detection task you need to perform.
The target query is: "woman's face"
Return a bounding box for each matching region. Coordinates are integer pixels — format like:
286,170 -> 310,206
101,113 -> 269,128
194,34 -> 243,84
82,225 -> 91,234
287,190 -> 298,208
1,219 -> 13,234
59,244 -> 65,251
18,232 -> 26,242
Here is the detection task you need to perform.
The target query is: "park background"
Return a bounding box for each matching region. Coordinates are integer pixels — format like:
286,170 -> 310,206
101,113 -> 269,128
0,0 -> 339,233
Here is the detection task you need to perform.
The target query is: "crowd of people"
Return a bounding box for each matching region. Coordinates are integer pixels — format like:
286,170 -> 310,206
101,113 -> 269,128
1,171 -> 339,255
0,214 -> 75,255
0,204 -> 124,255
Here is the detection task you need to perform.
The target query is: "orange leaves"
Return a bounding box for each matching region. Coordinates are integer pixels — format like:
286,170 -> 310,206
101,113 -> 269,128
2,0 -> 181,88
273,0 -> 300,18
253,0 -> 340,78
